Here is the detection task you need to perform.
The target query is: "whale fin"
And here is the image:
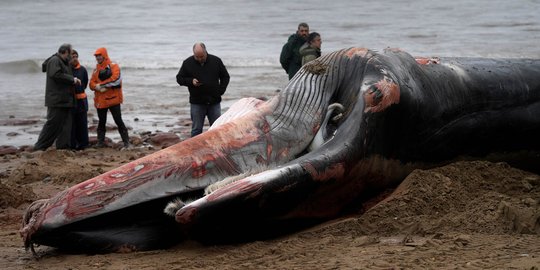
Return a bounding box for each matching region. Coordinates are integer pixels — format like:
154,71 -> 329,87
204,165 -> 269,195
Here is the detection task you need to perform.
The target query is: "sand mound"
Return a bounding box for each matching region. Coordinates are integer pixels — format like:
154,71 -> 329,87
7,148 -> 146,186
0,181 -> 35,209
1,148 -> 148,209
304,161 -> 540,239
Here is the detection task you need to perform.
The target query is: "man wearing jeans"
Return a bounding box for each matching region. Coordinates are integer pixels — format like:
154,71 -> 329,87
176,42 -> 230,137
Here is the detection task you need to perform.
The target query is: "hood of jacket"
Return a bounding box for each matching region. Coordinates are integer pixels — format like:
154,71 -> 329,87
288,33 -> 306,44
94,47 -> 111,69
42,53 -> 61,72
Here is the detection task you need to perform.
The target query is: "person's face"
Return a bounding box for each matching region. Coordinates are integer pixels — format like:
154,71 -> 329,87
297,26 -> 309,39
60,49 -> 71,61
65,50 -> 73,62
194,50 -> 207,64
311,36 -> 322,49
95,54 -> 104,64
71,53 -> 79,66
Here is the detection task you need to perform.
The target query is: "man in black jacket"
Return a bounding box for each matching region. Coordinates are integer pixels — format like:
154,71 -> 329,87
34,43 -> 81,151
176,42 -> 230,137
280,22 -> 310,80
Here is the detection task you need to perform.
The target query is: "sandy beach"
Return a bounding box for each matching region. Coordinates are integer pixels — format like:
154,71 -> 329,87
1,0 -> 539,268
0,138 -> 539,269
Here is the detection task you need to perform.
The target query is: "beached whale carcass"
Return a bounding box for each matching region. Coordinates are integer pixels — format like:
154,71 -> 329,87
21,48 -> 540,252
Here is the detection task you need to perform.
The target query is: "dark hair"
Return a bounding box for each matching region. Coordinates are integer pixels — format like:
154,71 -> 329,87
307,32 -> 320,44
71,49 -> 78,56
58,43 -> 72,54
298,22 -> 309,29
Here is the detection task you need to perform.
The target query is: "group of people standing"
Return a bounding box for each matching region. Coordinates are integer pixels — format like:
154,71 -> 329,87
280,22 -> 322,80
35,23 -> 318,150
34,44 -> 130,151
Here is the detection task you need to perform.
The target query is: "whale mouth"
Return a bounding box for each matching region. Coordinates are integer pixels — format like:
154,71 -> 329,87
21,103 -> 344,253
22,103 -> 347,253
24,189 -> 204,253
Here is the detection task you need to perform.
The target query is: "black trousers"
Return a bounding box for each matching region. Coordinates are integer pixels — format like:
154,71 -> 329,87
34,107 -> 72,150
97,104 -> 128,142
71,109 -> 89,150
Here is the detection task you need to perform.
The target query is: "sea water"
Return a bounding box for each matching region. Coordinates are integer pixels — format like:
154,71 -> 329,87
0,0 -> 539,146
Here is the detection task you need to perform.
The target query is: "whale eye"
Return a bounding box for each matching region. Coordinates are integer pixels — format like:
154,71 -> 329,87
369,85 -> 384,100
363,75 -> 400,113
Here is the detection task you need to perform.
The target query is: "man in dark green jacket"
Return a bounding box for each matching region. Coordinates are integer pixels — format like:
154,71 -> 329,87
34,43 -> 81,151
280,22 -> 310,80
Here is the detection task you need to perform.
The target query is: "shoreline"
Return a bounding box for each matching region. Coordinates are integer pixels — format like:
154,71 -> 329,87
0,115 -> 194,155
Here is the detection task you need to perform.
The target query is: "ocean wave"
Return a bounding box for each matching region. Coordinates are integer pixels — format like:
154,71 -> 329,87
0,59 -> 42,74
117,57 -> 281,70
0,57 -> 281,74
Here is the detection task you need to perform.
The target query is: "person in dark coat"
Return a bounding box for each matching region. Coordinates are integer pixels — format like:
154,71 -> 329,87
34,43 -> 81,151
70,49 -> 89,150
176,42 -> 230,137
279,22 -> 310,80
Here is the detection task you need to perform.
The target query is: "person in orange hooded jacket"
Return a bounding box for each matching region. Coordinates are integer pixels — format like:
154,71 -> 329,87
89,47 -> 130,148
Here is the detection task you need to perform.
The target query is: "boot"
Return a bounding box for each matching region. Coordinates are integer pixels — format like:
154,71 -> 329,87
119,128 -> 131,149
96,129 -> 106,148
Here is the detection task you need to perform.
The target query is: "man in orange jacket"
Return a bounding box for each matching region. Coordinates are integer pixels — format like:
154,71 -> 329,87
89,47 -> 130,148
